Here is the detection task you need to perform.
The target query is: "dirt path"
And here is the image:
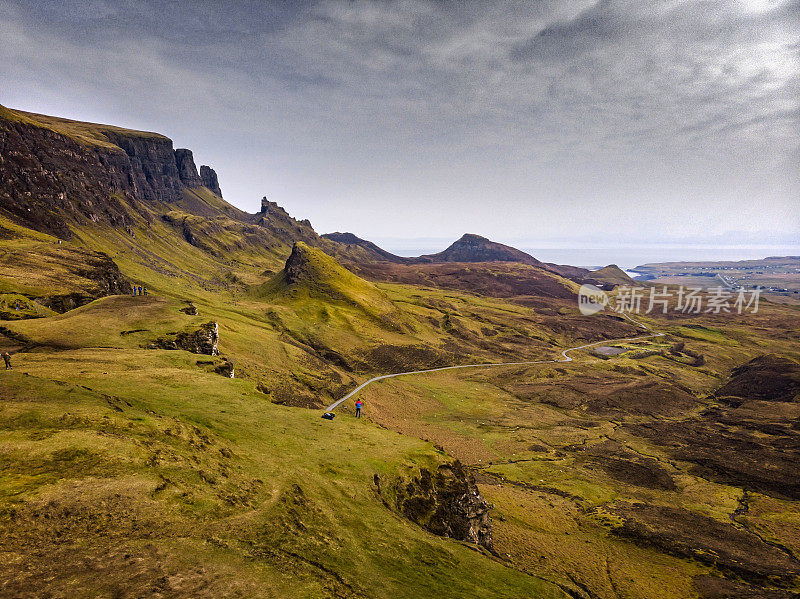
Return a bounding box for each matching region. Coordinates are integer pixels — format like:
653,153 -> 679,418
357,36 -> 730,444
325,313 -> 663,412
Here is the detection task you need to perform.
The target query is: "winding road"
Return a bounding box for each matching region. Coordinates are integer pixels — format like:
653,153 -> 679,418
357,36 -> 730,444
325,313 -> 664,412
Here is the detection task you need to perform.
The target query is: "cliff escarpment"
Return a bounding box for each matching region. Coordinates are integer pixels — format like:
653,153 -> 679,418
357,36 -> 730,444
0,106 -> 222,238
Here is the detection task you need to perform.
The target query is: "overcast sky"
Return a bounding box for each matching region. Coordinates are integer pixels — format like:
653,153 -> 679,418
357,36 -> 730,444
1,0 -> 798,251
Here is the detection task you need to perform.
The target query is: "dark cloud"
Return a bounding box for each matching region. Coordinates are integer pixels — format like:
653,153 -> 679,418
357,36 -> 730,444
511,0 -> 624,61
1,0 -> 797,247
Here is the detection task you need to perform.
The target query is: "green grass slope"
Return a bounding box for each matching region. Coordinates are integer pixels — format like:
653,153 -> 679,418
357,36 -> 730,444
2,105 -> 169,149
0,348 -> 567,598
1,295 -> 200,350
254,242 -> 397,316
0,235 -> 127,300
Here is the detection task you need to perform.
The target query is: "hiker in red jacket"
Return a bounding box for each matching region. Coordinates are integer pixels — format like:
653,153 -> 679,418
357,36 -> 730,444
355,399 -> 362,418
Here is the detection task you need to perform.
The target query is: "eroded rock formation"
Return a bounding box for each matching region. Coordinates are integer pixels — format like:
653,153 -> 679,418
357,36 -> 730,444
214,357 -> 234,378
174,148 -> 203,188
154,321 -> 219,355
200,165 -> 222,197
379,461 -> 493,550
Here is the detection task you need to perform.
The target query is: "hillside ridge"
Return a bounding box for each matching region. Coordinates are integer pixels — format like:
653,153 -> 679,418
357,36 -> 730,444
421,233 -> 544,266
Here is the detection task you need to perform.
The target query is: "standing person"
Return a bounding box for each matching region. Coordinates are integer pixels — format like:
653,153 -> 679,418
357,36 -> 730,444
2,352 -> 11,370
355,399 -> 362,418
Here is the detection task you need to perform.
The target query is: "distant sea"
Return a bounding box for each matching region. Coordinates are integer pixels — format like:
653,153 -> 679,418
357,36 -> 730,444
380,242 -> 800,272
518,246 -> 800,271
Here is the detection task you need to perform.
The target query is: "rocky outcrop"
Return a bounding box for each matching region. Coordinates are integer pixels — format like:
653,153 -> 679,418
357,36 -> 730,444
214,357 -> 234,378
251,198 -> 320,247
379,461 -> 493,550
174,148 -> 203,188
200,165 -> 222,197
283,242 -> 313,285
179,301 -> 198,315
24,248 -> 129,313
0,239 -> 130,314
74,250 -> 131,297
154,321 -> 219,355
34,293 -> 96,313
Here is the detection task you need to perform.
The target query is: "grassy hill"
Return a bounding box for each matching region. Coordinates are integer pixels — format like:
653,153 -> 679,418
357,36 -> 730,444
0,351 -> 567,598
255,242 -> 397,315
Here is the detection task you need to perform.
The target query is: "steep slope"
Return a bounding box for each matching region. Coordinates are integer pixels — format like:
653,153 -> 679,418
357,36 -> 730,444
0,106 -> 635,396
0,295 -> 208,351
238,243 -> 616,406
0,105 -> 386,306
2,104 -> 597,307
0,106 -> 317,259
4,106 -> 800,599
0,234 -> 130,312
254,242 -> 396,315
0,353 -> 568,598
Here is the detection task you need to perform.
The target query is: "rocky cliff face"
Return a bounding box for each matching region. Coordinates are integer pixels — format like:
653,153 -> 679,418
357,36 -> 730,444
101,129 -> 186,204
253,197 -> 320,244
379,461 -> 493,550
174,148 -> 203,188
0,116 -> 138,238
200,165 -> 222,197
0,106 -> 224,238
